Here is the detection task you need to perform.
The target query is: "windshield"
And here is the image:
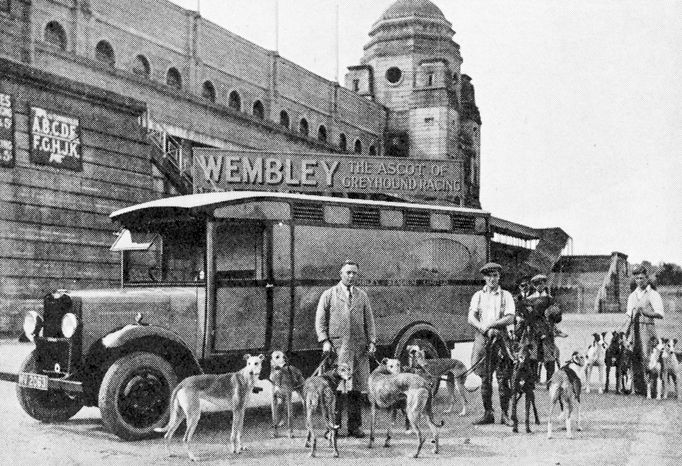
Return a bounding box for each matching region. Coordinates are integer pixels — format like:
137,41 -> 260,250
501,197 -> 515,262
116,221 -> 206,284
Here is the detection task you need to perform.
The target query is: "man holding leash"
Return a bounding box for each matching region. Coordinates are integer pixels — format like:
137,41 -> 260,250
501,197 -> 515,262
625,265 -> 664,396
468,262 -> 515,425
316,260 -> 377,438
527,274 -> 564,386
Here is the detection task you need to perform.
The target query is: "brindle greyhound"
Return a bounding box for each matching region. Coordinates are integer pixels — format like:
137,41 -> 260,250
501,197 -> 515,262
368,358 -> 443,458
302,362 -> 351,458
155,354 -> 265,461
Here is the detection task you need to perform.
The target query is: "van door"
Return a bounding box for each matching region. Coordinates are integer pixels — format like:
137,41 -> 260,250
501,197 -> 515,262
212,221 -> 271,352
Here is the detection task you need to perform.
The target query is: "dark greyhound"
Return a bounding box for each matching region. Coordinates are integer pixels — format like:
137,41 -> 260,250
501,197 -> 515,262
510,341 -> 540,433
604,331 -> 623,393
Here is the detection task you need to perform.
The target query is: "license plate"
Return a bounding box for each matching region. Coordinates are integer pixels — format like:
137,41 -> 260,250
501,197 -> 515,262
18,372 -> 49,391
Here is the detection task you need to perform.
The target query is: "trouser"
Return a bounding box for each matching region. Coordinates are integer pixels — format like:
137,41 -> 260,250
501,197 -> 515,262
475,334 -> 512,414
335,390 -> 363,431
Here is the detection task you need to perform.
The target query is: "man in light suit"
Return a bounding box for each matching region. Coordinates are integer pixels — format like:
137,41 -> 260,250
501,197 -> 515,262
315,260 -> 376,438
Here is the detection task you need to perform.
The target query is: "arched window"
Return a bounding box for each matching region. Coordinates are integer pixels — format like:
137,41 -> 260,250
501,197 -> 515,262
317,125 -> 327,143
202,81 -> 216,102
338,133 -> 347,151
368,145 -> 377,156
44,21 -> 66,50
252,100 -> 264,119
299,118 -> 309,136
228,91 -> 241,111
354,139 -> 363,154
132,54 -> 150,78
166,67 -> 182,90
95,40 -> 115,67
279,110 -> 290,129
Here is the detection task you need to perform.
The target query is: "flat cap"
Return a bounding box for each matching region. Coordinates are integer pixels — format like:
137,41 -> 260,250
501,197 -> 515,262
531,274 -> 547,283
632,265 -> 648,276
479,262 -> 502,274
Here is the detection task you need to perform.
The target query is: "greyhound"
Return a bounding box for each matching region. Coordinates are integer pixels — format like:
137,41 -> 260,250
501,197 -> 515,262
510,341 -> 540,433
269,350 -> 306,438
584,332 -> 607,393
547,351 -> 586,439
661,338 -> 680,399
618,336 -> 634,394
367,358 -> 443,458
406,344 -> 478,416
604,331 -> 623,393
155,354 -> 265,461
303,362 -> 351,458
646,337 -> 665,400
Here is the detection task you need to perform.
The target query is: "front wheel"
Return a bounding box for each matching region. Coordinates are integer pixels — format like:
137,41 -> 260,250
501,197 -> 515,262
98,352 -> 177,440
16,350 -> 83,422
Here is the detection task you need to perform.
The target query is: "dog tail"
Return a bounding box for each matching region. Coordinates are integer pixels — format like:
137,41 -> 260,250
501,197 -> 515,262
153,384 -> 182,434
426,390 -> 445,428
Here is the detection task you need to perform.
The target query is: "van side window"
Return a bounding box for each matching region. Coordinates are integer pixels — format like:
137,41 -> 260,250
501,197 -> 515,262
215,222 -> 265,280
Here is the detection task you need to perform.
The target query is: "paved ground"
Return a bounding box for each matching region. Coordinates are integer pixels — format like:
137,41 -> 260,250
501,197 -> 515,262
0,312 -> 681,465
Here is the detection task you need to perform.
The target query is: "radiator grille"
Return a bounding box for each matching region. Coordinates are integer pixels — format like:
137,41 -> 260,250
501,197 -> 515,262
405,210 -> 431,228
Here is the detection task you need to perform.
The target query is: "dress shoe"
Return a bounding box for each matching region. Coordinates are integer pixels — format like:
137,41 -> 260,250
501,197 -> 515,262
347,428 -> 366,438
472,411 -> 495,425
500,413 -> 512,426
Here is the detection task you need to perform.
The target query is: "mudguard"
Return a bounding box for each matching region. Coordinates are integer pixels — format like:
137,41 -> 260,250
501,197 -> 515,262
101,323 -> 189,349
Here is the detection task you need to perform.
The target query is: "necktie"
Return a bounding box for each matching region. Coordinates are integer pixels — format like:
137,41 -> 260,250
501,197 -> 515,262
347,286 -> 352,304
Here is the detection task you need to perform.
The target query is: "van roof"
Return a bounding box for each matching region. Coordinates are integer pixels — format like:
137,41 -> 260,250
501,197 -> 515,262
110,191 -> 488,221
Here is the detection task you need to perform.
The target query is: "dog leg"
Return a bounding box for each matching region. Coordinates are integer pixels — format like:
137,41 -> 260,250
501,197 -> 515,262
164,400 -> 185,458
330,396 -> 339,458
585,366 -> 591,393
456,378 -> 467,416
547,402 -> 553,439
525,392 -> 532,433
368,403 -> 375,448
598,364 -> 604,394
604,363 -> 610,393
443,374 -> 456,414
576,402 -> 582,432
271,394 -> 280,437
408,411 -> 425,459
286,392 -> 294,438
183,412 -> 201,462
532,394 -> 540,426
384,411 -> 392,448
565,400 -> 573,439
511,392 -> 519,433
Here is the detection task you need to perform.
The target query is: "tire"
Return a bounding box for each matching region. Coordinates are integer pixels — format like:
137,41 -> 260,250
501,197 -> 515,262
98,352 -> 178,440
16,350 -> 83,423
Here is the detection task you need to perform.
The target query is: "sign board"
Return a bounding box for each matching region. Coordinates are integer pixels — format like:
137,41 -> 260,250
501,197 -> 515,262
30,107 -> 82,171
0,92 -> 13,168
193,149 -> 463,201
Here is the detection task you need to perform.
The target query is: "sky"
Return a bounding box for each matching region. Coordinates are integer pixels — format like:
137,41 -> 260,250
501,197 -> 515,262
169,0 -> 681,265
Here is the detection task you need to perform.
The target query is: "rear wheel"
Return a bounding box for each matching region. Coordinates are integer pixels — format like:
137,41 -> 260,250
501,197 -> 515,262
16,350 -> 83,422
98,352 -> 177,440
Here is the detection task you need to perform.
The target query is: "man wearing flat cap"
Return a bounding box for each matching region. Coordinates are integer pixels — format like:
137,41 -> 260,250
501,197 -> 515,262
468,262 -> 515,425
625,265 -> 664,396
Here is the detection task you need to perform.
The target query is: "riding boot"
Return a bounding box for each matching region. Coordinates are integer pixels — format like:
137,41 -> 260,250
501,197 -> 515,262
346,391 -> 365,437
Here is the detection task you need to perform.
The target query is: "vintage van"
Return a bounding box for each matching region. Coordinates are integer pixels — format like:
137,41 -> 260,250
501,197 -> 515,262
17,191 -> 489,439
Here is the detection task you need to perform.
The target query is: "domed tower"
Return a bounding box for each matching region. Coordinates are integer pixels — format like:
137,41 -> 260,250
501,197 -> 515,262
345,0 -> 481,207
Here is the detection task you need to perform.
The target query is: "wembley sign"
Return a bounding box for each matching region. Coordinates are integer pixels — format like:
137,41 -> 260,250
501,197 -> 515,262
193,149 -> 463,201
